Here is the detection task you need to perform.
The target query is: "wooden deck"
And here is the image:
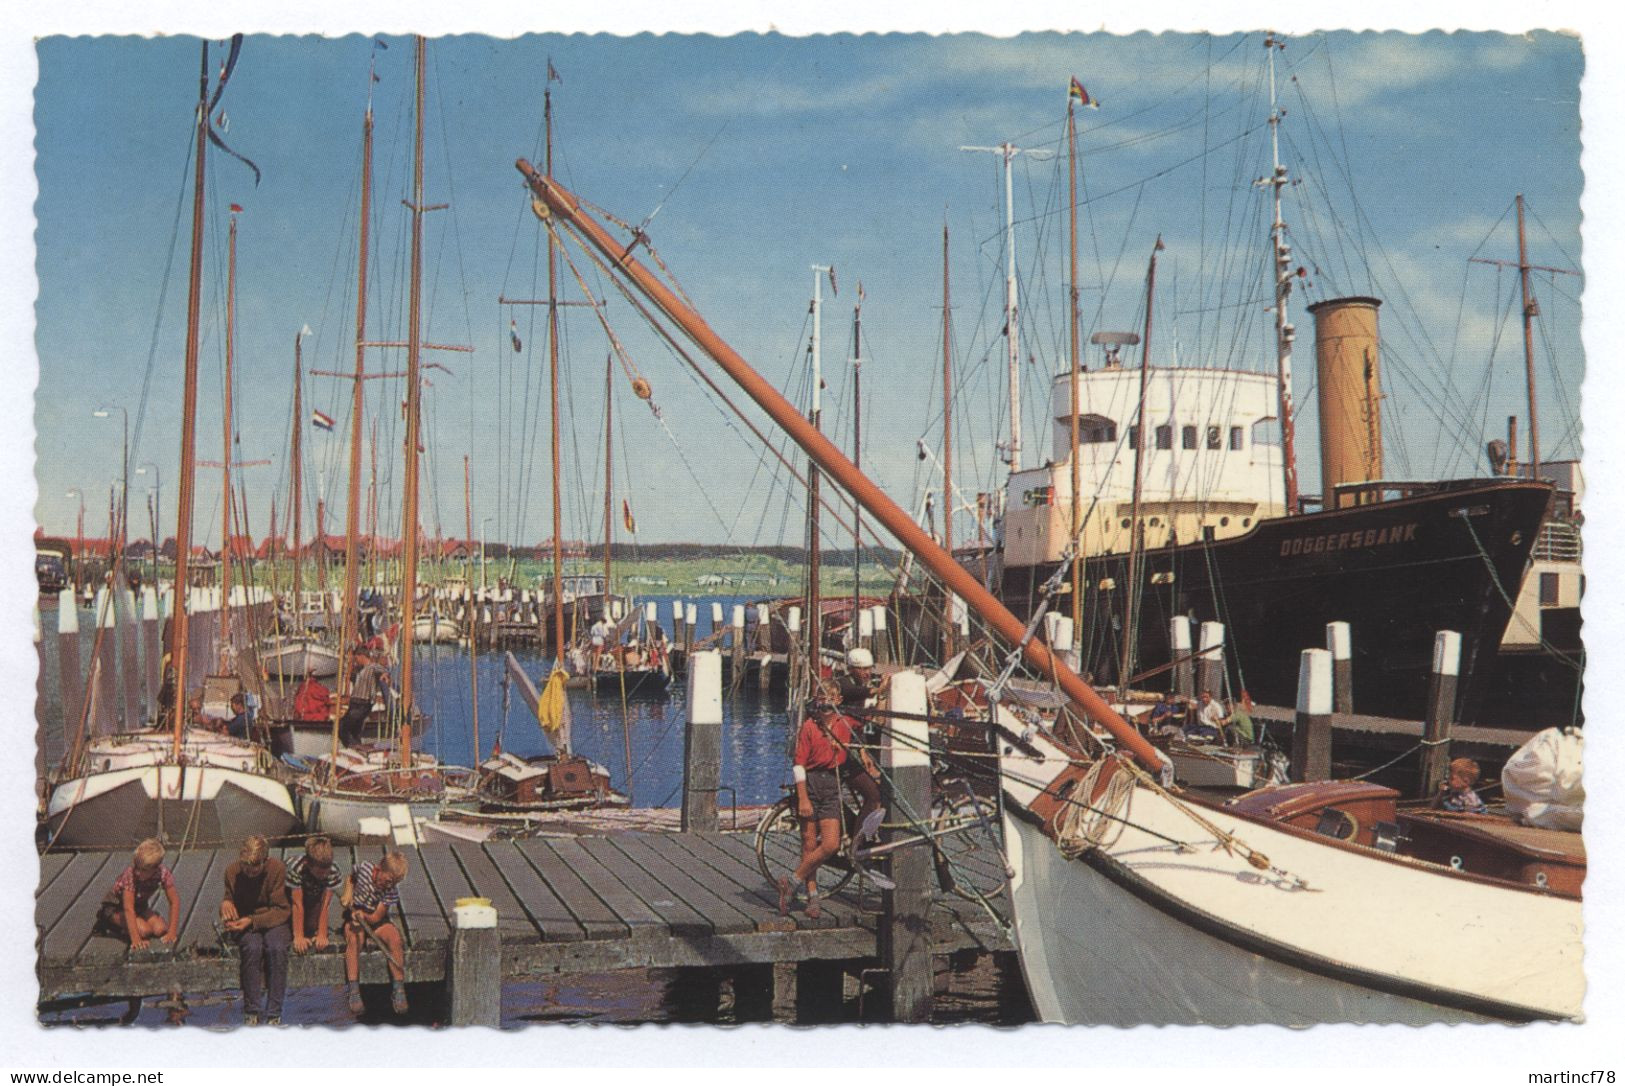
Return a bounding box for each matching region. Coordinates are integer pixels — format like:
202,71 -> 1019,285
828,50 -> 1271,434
35,828 -> 1011,1001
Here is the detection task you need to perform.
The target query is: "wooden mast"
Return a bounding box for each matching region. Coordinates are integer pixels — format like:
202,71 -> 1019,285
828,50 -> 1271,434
464,454 -> 479,763
941,222 -> 955,655
603,353 -> 613,622
806,266 -> 828,688
334,63 -> 374,766
850,290 -> 863,644
545,83 -> 566,669
221,209 -> 238,650
516,163 -> 1165,771
396,34 -> 427,766
1265,33 -> 1300,515
170,40 -> 209,757
290,330 -> 304,627
1120,236 -> 1163,691
1067,95 -> 1083,637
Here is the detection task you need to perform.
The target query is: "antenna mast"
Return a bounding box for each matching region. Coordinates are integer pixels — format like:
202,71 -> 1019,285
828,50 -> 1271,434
1263,33 -> 1300,514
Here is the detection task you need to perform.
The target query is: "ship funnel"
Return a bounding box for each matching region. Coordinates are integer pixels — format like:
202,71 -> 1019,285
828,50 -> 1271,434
1308,296 -> 1383,508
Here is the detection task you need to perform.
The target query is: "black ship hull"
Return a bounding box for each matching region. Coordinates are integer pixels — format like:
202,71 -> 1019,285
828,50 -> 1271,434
998,478 -> 1554,723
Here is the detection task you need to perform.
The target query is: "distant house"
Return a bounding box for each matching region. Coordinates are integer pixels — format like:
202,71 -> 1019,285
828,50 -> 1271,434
697,574 -> 726,587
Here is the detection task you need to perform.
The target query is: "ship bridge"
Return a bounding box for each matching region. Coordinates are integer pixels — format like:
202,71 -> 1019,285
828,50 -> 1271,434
1003,365 -> 1287,566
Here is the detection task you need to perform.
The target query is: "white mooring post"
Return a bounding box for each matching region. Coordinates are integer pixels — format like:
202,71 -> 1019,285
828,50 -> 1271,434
1290,648 -> 1334,782
730,604 -> 746,681
1170,616 -> 1193,699
1418,630 -> 1461,799
445,898 -> 501,1027
871,604 -> 891,666
881,670 -> 932,1023
682,650 -> 724,832
92,587 -> 118,736
141,587 -> 160,723
56,589 -> 84,741
1326,621 -> 1353,714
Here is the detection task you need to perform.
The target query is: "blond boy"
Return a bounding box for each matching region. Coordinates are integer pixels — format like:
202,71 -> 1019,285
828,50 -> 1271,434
97,838 -> 180,950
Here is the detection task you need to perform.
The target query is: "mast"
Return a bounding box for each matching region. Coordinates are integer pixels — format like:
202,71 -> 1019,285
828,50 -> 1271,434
397,34 -> 427,765
170,40 -> 209,756
807,265 -> 829,682
1121,237 -> 1163,691
1002,147 -> 1020,473
603,354 -> 613,614
290,330 -> 304,626
1264,33 -> 1300,514
1067,96 -> 1083,635
941,223 -> 955,655
464,454 -> 479,763
1516,193 -> 1541,481
221,208 -> 238,649
546,83 -> 566,670
335,65 -> 374,762
516,164 -> 1166,773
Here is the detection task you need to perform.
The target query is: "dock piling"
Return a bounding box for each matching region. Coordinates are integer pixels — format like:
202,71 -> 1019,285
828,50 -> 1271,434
56,589 -> 83,743
872,605 -> 892,666
1327,621 -> 1354,714
92,587 -> 118,735
1290,648 -> 1334,782
141,587 -> 159,725
880,669 -> 933,1023
730,605 -> 746,684
1197,621 -> 1225,701
681,650 -> 723,832
1418,630 -> 1461,799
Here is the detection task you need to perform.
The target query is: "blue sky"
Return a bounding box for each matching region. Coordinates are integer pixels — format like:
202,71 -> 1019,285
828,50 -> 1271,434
32,31 -> 1583,549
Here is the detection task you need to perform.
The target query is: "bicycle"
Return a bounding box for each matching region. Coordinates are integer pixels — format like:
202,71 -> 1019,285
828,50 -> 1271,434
752,774 -> 1001,904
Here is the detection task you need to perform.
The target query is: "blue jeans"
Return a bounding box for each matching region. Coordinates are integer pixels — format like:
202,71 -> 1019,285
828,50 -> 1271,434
240,924 -> 291,1018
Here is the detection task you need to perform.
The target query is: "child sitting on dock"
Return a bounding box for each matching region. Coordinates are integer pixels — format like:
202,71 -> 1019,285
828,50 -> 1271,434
286,834 -> 342,954
219,835 -> 291,1026
1438,757 -> 1490,814
96,838 -> 180,950
343,851 -> 410,1016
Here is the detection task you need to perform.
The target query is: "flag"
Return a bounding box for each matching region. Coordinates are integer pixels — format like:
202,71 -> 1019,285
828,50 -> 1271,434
510,319 -> 523,353
547,59 -> 562,84
1069,77 -> 1099,109
229,203 -> 243,213
622,498 -> 636,534
311,409 -> 335,431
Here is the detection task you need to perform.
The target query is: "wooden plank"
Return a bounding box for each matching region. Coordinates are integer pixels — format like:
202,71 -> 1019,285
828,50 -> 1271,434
37,852 -> 113,966
665,832 -> 797,933
393,845 -> 451,947
543,837 -> 665,931
607,834 -> 757,936
754,822 -> 858,929
438,845 -> 552,942
473,842 -> 583,943
36,852 -> 74,898
171,849 -> 230,954
572,835 -> 713,938
513,838 -> 629,940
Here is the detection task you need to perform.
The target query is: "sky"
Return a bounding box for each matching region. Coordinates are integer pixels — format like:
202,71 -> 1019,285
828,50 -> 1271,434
29,29 -> 1584,553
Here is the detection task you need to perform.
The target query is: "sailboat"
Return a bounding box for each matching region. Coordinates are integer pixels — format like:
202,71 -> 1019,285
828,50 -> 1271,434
262,329 -> 341,680
513,146 -> 1583,1024
295,36 -> 473,842
42,38 -> 298,850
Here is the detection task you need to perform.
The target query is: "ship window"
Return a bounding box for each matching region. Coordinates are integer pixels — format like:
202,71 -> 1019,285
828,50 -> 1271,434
1220,516 -> 1230,527
1230,426 -> 1244,450
1127,424 -> 1140,450
1120,517 -> 1131,529
1182,425 -> 1197,450
1243,518 -> 1252,527
1206,425 -> 1222,450
1155,425 -> 1172,450
1540,572 -> 1560,605
1079,414 -> 1116,444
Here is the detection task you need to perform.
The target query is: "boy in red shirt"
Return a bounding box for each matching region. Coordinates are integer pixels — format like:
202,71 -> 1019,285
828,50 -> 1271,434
778,689 -> 853,919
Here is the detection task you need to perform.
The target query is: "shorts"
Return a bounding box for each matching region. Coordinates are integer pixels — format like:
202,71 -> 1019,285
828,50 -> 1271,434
94,898 -> 153,934
804,769 -> 842,822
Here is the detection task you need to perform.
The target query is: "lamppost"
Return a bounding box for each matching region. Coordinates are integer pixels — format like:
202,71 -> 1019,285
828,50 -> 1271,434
136,463 -> 162,591
65,488 -> 85,594
92,406 -> 128,557
480,516 -> 494,596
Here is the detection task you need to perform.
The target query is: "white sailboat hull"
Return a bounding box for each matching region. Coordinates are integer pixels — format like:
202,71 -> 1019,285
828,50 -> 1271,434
261,637 -> 340,679
1000,730 -> 1585,1024
44,762 -> 298,850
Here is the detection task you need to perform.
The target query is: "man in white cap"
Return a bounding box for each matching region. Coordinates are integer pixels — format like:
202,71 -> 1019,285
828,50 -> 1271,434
838,646 -> 884,841
839,646 -> 875,711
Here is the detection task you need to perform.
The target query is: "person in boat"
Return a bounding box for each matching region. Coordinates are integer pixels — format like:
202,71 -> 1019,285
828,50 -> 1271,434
95,838 -> 180,950
1438,757 -> 1490,814
1185,690 -> 1228,743
837,648 -> 885,842
224,691 -> 251,741
645,622 -> 668,668
343,851 -> 410,1016
590,614 -> 614,664
1226,690 -> 1257,746
218,834 -> 292,1027
286,833 -> 341,956
340,652 -> 391,748
779,685 -> 853,920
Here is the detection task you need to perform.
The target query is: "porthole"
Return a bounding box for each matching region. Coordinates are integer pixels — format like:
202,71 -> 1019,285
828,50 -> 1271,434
1120,517 -> 1130,529
1220,516 -> 1230,527
1242,518 -> 1252,527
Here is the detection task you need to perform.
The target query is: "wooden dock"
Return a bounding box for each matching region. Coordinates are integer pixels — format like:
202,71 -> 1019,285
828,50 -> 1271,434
35,828 -> 1011,1017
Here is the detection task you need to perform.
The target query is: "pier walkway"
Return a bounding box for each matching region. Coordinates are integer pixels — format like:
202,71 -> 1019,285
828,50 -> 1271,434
36,828 -> 1011,1005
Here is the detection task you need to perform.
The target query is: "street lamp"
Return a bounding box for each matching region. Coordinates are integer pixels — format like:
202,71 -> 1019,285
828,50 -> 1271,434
480,516 -> 494,596
92,406 -> 128,556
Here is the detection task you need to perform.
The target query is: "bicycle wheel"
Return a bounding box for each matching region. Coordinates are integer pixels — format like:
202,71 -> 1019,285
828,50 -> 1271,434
929,792 -> 1002,901
754,795 -> 857,899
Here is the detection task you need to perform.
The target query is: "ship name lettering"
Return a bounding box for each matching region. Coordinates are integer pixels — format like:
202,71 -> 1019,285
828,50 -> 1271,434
1279,522 -> 1417,557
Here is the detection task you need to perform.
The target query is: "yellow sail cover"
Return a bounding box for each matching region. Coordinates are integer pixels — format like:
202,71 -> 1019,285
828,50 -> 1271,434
538,667 -> 571,735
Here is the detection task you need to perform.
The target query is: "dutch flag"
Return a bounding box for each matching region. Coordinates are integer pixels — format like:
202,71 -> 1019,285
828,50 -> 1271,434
312,409 -> 335,432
